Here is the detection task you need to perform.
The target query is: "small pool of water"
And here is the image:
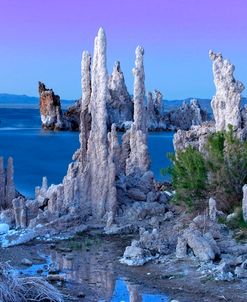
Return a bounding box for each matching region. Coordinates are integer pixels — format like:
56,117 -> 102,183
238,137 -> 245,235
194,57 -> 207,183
15,240 -> 170,302
110,278 -> 169,302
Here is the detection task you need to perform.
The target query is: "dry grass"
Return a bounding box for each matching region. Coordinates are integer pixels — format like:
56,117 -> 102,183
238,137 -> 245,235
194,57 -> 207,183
0,263 -> 63,302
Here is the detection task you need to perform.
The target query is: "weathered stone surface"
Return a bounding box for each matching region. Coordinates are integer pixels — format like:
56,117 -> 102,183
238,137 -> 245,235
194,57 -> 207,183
235,266 -> 247,278
242,184 -> 247,222
168,99 -> 207,131
132,46 -> 146,133
12,197 -> 27,229
39,81 -> 80,131
184,229 -> 216,261
126,202 -> 167,220
209,197 -> 217,221
127,188 -> 146,201
0,209 -> 15,227
0,157 -> 17,210
173,51 -> 247,152
0,223 -> 9,235
39,82 -> 64,130
120,240 -> 153,266
173,122 -> 215,152
0,157 -> 4,209
108,61 -> 133,127
176,236 -> 188,259
209,50 -> 245,132
147,90 -> 166,131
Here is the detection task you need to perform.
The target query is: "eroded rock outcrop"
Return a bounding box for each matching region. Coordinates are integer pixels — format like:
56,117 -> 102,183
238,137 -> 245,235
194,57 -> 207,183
39,82 -> 80,131
209,50 -> 245,132
147,90 -> 166,130
108,61 -> 133,127
173,122 -> 215,152
173,50 -> 246,152
242,184 -> 247,223
125,46 -> 150,176
39,82 -> 64,130
168,99 -> 207,131
0,157 -> 16,210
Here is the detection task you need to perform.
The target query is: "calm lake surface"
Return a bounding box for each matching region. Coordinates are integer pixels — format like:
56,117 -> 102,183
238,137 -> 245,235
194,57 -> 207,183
0,108 -> 174,197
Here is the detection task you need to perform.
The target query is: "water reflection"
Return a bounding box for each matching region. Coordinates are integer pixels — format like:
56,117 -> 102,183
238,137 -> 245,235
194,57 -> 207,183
48,241 -> 169,302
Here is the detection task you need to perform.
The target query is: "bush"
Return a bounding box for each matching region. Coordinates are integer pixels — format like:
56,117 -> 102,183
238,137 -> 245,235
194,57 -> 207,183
163,146 -> 207,210
165,125 -> 247,212
206,126 -> 247,210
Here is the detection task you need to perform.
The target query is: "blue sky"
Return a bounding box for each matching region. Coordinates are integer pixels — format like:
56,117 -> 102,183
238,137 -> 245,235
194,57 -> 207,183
0,0 -> 247,100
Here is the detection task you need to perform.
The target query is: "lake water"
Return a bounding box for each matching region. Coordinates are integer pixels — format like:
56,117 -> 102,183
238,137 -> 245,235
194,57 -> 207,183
0,108 -> 174,197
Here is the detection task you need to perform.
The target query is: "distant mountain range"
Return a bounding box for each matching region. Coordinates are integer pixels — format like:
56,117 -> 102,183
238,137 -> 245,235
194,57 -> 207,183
0,94 -> 75,109
0,93 -> 246,114
165,98 -> 212,113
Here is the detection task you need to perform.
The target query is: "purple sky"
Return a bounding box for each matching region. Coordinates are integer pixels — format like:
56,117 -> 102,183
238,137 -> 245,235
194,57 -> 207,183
0,0 -> 247,100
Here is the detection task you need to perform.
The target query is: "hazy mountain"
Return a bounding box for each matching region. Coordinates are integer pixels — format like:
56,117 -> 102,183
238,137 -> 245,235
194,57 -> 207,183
165,98 -> 212,113
0,93 -> 246,114
0,93 -> 75,109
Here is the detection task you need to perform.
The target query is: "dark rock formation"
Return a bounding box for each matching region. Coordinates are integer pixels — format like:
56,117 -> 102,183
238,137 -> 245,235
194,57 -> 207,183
39,82 -> 64,130
39,82 -> 80,131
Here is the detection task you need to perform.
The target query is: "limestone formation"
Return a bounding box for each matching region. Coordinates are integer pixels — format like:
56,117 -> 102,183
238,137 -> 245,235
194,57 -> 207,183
79,51 -> 92,166
209,197 -> 217,221
0,157 -> 5,209
12,197 -> 27,228
168,99 -> 207,131
147,90 -> 166,130
0,157 -> 16,210
209,50 -> 245,132
173,122 -> 215,152
108,61 -> 133,127
125,46 -> 150,176
132,46 -> 146,133
85,28 -> 117,219
6,157 -> 15,208
173,51 -> 247,152
242,184 -> 247,223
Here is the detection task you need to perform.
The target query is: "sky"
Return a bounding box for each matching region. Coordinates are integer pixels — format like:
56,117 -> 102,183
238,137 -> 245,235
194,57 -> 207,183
0,0 -> 247,100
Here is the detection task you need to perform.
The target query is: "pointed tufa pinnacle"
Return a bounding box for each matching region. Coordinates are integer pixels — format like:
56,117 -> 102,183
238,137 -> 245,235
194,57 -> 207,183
42,176 -> 48,191
79,51 -> 92,166
210,50 -> 244,132
0,157 -> 4,209
6,157 -> 15,208
133,46 -> 146,133
125,45 -> 150,175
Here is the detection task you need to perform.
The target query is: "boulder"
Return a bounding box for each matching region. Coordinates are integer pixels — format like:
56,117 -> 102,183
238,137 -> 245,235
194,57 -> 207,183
0,223 -> 9,235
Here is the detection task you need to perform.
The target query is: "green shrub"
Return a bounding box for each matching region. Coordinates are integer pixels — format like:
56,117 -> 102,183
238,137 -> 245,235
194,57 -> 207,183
163,146 -> 207,210
206,125 -> 247,210
165,125 -> 247,212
